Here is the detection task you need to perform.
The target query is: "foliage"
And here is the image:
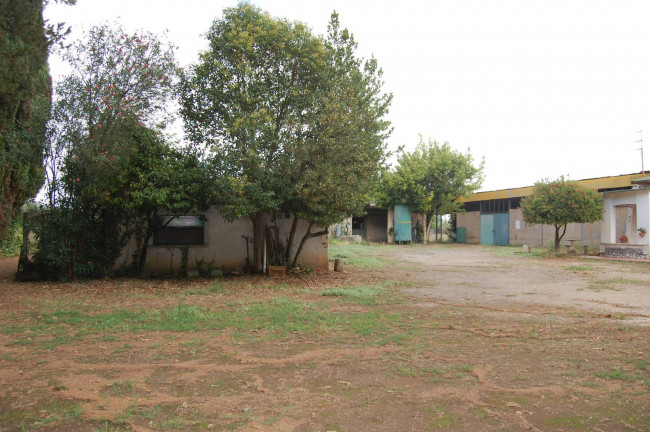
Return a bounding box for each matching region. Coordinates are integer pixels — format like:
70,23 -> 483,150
0,0 -> 76,245
378,137 -> 484,242
28,24 -> 202,279
0,215 -> 23,257
520,178 -> 603,252
0,0 -> 49,242
180,6 -> 391,270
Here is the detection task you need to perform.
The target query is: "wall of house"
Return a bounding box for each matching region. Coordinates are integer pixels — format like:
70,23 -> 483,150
387,208 -> 395,244
119,206 -> 329,276
601,189 -> 650,245
457,211 -> 481,244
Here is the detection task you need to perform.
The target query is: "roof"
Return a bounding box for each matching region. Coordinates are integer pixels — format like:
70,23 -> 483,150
458,172 -> 647,203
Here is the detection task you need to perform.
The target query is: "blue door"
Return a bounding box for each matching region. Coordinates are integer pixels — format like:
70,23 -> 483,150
480,214 -> 494,245
394,204 -> 412,242
493,213 -> 509,245
480,213 -> 509,245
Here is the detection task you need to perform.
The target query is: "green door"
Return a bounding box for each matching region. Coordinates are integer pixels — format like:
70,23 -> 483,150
493,212 -> 509,245
480,214 -> 494,245
394,204 -> 412,242
480,213 -> 509,245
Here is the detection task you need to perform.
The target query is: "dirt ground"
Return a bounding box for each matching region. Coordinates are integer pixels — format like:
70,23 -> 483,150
0,244 -> 649,432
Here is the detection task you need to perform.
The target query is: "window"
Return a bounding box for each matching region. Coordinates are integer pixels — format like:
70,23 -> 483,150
153,216 -> 205,246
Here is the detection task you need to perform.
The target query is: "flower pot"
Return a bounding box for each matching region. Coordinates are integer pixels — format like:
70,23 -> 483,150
639,232 -> 646,238
619,235 -> 628,243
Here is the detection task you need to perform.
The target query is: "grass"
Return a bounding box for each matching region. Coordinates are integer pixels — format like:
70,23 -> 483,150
3,296 -> 413,347
329,241 -> 386,268
565,265 -> 596,271
320,284 -> 385,305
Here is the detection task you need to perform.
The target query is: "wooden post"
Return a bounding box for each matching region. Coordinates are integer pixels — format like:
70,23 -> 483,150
334,258 -> 344,272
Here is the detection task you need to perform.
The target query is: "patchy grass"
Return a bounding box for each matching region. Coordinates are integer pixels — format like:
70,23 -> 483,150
329,241 -> 387,268
564,265 -> 596,271
1,243 -> 649,431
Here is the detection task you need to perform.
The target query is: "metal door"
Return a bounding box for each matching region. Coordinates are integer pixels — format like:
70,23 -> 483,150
480,213 -> 509,245
493,212 -> 509,245
480,214 -> 494,245
394,204 -> 412,242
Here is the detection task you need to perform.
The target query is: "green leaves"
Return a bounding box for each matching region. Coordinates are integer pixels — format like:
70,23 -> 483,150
181,6 -> 392,268
520,177 -> 603,252
521,178 -> 603,226
379,137 -> 484,216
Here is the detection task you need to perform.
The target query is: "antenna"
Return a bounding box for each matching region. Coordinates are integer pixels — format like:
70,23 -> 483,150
635,130 -> 645,175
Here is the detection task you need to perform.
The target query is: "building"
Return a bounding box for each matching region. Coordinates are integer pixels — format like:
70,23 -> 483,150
599,175 -> 650,258
456,173 -> 647,253
119,206 -> 329,276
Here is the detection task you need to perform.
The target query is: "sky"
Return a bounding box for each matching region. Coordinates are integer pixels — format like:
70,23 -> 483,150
44,0 -> 650,192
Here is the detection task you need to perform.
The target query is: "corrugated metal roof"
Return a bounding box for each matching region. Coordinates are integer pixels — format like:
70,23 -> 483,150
458,172 -> 646,203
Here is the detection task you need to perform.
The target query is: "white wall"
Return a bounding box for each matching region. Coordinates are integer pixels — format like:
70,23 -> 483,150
601,189 -> 650,245
119,207 -> 329,276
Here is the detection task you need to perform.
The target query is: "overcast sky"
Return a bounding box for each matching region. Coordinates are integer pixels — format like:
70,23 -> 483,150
44,0 -> 650,191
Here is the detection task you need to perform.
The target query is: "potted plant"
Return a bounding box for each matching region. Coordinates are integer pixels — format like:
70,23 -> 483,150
619,234 -> 628,243
638,228 -> 647,238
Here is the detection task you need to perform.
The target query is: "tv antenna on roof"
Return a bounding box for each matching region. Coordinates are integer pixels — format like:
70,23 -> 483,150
635,130 -> 645,175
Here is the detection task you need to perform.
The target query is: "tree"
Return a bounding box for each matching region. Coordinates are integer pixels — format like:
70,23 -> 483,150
378,137 -> 484,243
32,24 -> 195,279
0,0 -> 74,242
520,178 -> 603,253
118,126 -> 214,276
278,12 -> 392,266
181,6 -> 392,270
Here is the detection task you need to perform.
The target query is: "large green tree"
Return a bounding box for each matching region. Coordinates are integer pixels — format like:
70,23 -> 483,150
520,178 -> 603,252
181,6 -> 391,271
32,24 -> 209,278
0,0 -> 74,242
378,137 -> 484,243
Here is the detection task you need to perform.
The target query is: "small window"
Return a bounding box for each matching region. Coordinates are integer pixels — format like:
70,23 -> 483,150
153,216 -> 204,246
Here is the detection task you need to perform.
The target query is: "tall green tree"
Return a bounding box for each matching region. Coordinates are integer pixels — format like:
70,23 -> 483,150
32,24 -> 198,279
182,5 -> 391,271
285,12 -> 392,265
0,0 -> 74,242
520,178 -> 603,253
378,137 -> 484,243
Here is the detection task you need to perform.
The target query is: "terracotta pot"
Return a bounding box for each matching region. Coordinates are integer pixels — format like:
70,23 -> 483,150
639,232 -> 646,238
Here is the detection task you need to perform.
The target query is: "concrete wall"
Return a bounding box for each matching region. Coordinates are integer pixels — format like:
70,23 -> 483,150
119,206 -> 329,276
457,211 -> 481,244
508,208 -> 601,248
458,208 -> 601,247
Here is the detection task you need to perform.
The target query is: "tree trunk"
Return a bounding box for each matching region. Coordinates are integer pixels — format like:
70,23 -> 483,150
137,227 -> 153,277
422,213 -> 428,245
283,215 -> 299,266
554,224 -> 567,253
292,221 -> 328,267
250,213 -> 263,273
426,213 -> 435,244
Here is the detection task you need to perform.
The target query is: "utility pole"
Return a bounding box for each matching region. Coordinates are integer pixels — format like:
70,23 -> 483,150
635,130 -> 645,175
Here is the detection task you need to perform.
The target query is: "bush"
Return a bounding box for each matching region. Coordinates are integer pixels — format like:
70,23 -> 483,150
29,206 -> 126,280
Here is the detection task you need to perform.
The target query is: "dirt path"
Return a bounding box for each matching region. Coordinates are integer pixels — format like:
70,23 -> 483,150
391,245 -> 650,324
0,246 -> 648,431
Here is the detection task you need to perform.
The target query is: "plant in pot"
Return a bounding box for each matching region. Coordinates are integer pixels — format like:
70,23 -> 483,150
638,227 -> 647,238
